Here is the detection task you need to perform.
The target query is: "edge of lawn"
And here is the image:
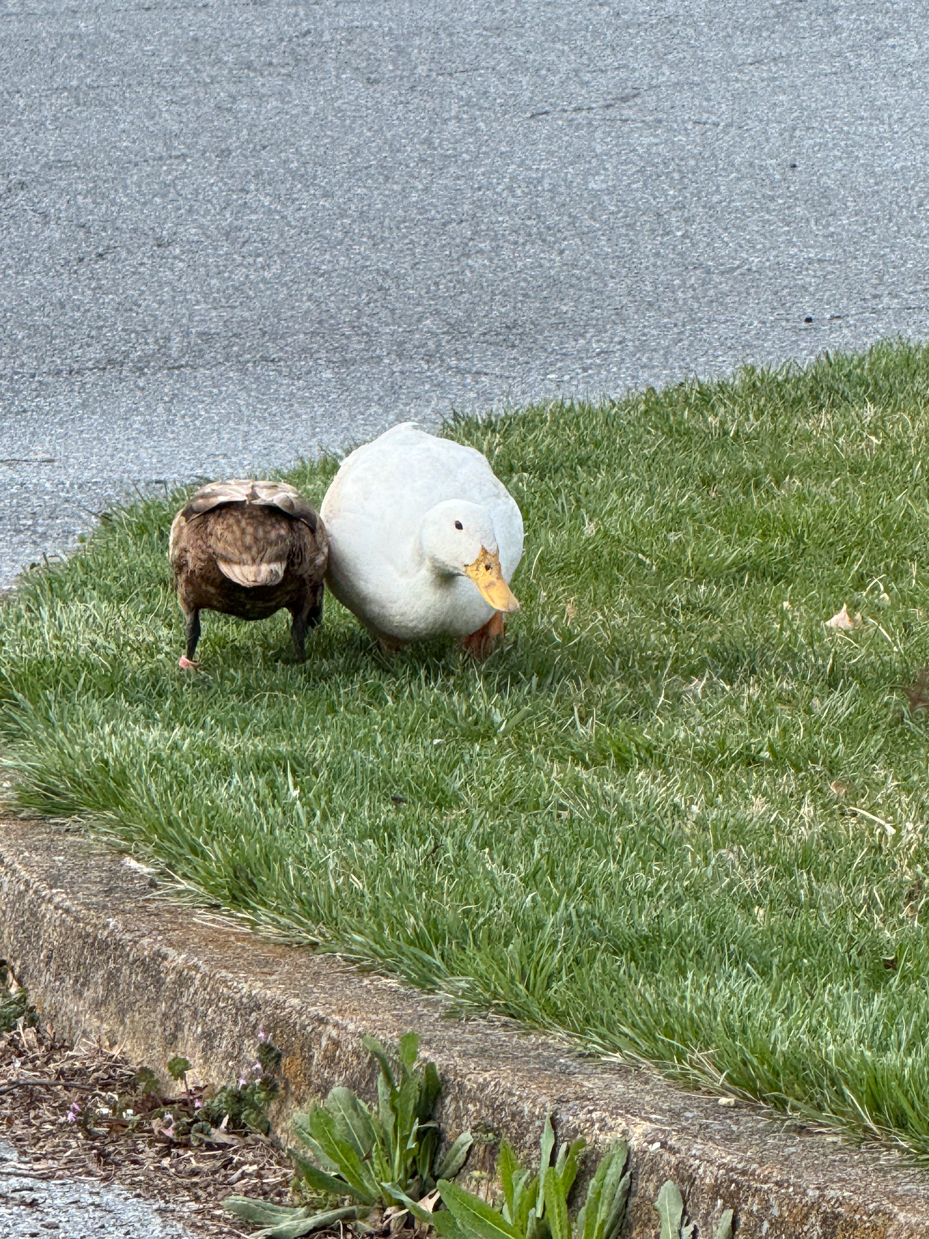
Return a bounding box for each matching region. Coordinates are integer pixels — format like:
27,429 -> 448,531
1,814 -> 927,1239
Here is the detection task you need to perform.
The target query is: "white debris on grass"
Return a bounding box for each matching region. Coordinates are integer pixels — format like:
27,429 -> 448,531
825,604 -> 863,631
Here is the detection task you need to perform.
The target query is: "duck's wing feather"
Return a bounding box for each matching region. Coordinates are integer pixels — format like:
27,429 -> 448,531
182,479 -> 319,531
168,510 -> 189,575
173,482 -> 327,590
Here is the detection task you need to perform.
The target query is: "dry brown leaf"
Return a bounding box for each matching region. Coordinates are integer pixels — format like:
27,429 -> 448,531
417,1190 -> 441,1214
902,668 -> 929,712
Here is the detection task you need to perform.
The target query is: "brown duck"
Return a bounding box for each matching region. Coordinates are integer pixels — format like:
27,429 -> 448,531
169,479 -> 328,668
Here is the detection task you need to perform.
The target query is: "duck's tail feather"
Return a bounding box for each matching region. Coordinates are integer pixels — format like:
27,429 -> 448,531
216,560 -> 286,588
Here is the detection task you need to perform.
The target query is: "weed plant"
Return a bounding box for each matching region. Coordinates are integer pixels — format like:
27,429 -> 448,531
3,343 -> 929,1157
226,1033 -> 471,1239
424,1117 -> 629,1239
0,961 -> 33,1033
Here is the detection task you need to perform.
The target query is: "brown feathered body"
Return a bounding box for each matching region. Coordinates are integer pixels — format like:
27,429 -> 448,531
169,480 -> 328,665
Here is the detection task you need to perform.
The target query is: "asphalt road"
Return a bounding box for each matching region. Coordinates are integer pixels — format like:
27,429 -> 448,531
1,0 -> 928,589
0,1140 -> 200,1238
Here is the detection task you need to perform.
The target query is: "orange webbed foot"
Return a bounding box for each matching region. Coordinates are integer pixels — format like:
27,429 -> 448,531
462,610 -> 505,660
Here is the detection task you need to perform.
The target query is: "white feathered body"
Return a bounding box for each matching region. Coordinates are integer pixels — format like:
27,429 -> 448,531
320,423 -> 523,642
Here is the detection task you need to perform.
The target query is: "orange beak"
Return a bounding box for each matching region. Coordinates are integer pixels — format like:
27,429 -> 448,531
464,548 -> 520,613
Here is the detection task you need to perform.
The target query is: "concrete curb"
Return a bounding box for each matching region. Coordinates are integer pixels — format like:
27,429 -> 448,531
1,817 -> 927,1238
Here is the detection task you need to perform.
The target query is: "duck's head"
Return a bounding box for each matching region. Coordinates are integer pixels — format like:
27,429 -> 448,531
420,500 -> 520,613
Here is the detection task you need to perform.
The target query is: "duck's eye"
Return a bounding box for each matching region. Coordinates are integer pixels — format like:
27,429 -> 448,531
454,520 -> 463,530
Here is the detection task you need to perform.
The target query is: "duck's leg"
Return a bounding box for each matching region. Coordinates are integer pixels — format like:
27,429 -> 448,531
179,608 -> 201,670
306,585 -> 325,630
363,622 -> 402,654
290,611 -> 308,662
462,610 -> 505,659
289,587 -> 324,662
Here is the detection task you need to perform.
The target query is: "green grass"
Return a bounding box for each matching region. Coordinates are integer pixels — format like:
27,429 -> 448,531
3,341 -> 929,1160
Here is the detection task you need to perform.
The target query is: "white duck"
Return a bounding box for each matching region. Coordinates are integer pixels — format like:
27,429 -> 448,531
320,423 -> 523,657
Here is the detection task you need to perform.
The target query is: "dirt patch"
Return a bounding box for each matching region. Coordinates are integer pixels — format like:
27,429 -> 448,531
0,1009 -> 296,1238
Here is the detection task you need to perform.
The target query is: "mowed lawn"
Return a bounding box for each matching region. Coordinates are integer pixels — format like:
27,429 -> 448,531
3,342 -> 929,1159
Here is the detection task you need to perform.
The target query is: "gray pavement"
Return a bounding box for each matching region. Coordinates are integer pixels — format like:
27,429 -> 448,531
0,1140 -> 200,1238
1,0 -> 928,583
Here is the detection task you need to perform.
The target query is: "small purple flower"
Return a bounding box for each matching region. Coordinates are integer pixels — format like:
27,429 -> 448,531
252,1061 -> 263,1076
257,1029 -> 269,1044
66,1102 -> 81,1124
238,1074 -> 248,1088
194,1098 -> 203,1110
